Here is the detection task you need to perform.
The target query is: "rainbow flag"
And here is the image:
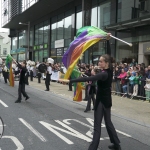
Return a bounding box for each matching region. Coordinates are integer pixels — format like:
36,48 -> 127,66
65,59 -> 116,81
62,26 -> 108,79
5,55 -> 14,87
71,67 -> 85,102
62,26 -> 108,101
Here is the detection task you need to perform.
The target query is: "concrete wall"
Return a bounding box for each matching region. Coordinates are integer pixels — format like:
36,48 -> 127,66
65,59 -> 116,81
138,42 -> 149,66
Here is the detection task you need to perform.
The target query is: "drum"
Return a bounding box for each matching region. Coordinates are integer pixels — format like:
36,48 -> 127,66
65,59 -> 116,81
38,64 -> 47,73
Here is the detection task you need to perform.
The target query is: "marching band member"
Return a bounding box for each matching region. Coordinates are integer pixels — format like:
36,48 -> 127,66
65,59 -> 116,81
2,64 -> 9,84
70,54 -> 121,150
14,60 -> 30,103
30,62 -> 34,81
45,58 -> 53,91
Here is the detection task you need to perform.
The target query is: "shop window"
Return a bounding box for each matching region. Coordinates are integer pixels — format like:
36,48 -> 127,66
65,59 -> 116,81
43,50 -> 48,58
44,21 -> 49,44
34,51 -> 38,62
76,11 -> 82,33
39,50 -> 43,62
57,14 -> 64,40
38,23 -> 43,44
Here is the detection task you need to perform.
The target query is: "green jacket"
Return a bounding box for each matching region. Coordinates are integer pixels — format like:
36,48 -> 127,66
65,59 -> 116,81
134,76 -> 139,85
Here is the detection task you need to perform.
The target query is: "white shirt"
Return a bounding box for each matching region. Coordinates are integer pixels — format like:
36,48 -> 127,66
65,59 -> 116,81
30,66 -> 33,71
47,66 -> 52,74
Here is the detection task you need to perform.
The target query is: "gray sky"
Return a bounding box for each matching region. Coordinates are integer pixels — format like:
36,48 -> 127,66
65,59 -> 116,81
0,2 -> 9,32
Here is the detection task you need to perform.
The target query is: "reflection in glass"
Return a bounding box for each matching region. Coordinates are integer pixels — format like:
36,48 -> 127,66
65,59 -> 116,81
91,7 -> 97,27
19,31 -> 26,48
76,12 -> 82,32
12,37 -> 17,50
51,23 -> 57,42
44,21 -> 49,44
64,15 -> 71,39
57,19 -> 64,40
98,2 -> 111,29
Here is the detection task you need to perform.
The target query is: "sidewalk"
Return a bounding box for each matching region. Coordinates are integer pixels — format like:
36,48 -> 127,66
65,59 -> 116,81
28,78 -> 150,127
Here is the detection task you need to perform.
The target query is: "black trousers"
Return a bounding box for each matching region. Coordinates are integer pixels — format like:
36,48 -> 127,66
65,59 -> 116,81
68,82 -> 72,91
30,71 -> 33,81
88,102 -> 120,150
37,73 -> 41,83
86,92 -> 95,110
25,72 -> 29,85
18,83 -> 28,100
45,74 -> 50,90
84,85 -> 88,99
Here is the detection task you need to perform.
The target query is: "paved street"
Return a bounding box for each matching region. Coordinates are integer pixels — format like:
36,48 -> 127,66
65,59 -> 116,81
0,78 -> 150,150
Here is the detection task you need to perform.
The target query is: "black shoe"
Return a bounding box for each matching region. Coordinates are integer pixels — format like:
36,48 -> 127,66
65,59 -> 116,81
108,144 -> 121,150
83,99 -> 87,101
92,108 -> 94,110
25,96 -> 30,101
68,90 -> 72,91
45,89 -> 49,91
15,100 -> 21,103
84,109 -> 91,112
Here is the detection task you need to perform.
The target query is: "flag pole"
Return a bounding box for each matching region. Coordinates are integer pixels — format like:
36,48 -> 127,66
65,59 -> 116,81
110,35 -> 132,47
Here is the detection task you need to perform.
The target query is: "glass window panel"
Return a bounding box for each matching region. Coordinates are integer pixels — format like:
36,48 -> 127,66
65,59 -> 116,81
65,39 -> 71,47
51,23 -> 57,42
38,23 -> 43,44
64,15 -> 72,39
57,18 -> 64,40
30,27 -> 33,46
34,51 -> 38,62
44,21 -> 49,44
19,31 -> 26,48
76,12 -> 82,32
91,7 -> 97,27
35,25 -> 38,45
12,37 -> 17,49
98,2 -> 111,29
39,50 -> 43,62
43,50 -> 48,57
18,54 -> 25,61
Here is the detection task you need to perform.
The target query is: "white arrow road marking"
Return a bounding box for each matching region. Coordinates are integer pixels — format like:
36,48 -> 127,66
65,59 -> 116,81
0,99 -> 8,107
19,118 -> 47,142
2,136 -> 24,150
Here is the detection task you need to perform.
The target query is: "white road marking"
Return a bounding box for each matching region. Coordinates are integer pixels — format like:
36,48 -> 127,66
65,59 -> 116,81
0,99 -> 8,107
19,118 -> 47,142
116,130 -> 132,137
2,136 -> 24,150
39,120 -> 92,145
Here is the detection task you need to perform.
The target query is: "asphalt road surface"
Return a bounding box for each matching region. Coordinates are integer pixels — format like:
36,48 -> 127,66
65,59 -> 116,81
0,81 -> 150,150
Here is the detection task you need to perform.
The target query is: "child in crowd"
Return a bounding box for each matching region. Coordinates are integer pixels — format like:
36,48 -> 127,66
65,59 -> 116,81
144,79 -> 150,102
132,72 -> 139,97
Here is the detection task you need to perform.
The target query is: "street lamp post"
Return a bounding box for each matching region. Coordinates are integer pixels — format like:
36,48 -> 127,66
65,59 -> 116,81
19,22 -> 30,60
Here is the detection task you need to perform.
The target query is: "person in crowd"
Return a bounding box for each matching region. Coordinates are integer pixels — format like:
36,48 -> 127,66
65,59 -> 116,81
84,69 -> 96,112
2,64 -> 9,84
122,73 -> 130,96
146,65 -> 150,79
30,64 -> 34,81
118,68 -> 127,94
144,78 -> 150,102
138,70 -> 146,100
130,58 -> 137,67
70,54 -> 121,150
83,64 -> 91,101
45,63 -> 52,91
114,66 -> 121,95
132,72 -> 140,97
129,72 -> 135,95
14,60 -> 29,103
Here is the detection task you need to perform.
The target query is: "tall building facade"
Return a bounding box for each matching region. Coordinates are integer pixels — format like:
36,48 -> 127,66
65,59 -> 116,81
1,0 -> 150,65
